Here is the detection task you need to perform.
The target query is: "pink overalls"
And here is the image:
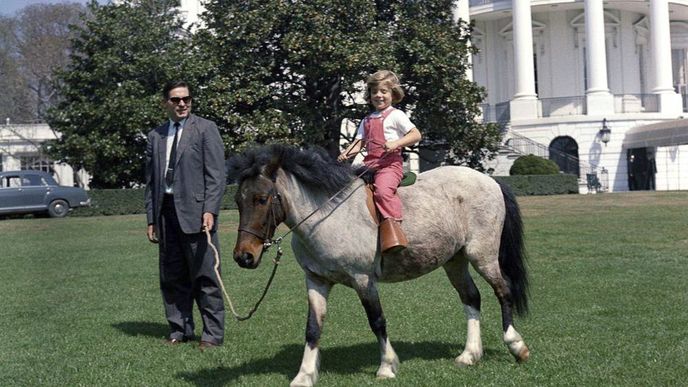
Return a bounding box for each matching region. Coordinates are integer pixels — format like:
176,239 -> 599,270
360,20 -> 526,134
363,108 -> 404,221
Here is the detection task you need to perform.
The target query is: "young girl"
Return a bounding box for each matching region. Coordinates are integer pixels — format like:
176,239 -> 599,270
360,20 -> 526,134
338,70 -> 422,253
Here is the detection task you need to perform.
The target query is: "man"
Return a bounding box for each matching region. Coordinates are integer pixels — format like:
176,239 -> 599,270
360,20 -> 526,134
144,80 -> 226,350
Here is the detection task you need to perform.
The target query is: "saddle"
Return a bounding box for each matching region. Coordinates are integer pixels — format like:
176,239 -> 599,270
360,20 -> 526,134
363,172 -> 416,225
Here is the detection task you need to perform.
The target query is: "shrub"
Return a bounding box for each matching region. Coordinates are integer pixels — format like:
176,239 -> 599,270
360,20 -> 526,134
510,154 -> 560,175
71,185 -> 239,217
494,174 -> 578,196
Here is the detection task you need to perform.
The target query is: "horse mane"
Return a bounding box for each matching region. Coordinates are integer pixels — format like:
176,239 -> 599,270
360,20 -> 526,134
228,144 -> 356,194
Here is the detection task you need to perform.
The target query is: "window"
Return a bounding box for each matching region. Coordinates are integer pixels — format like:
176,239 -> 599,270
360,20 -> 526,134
2,176 -> 22,188
24,174 -> 47,186
19,155 -> 53,173
1,174 -> 47,188
533,51 -> 539,95
672,48 -> 688,93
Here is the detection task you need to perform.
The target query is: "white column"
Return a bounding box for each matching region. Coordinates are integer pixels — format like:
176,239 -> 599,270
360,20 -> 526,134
650,0 -> 683,114
453,0 -> 472,81
512,0 -> 536,99
180,0 -> 206,30
509,0 -> 539,120
454,0 -> 482,122
584,0 -> 614,115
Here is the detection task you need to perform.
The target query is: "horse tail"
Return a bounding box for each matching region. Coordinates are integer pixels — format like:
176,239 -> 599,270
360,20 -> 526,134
497,180 -> 529,317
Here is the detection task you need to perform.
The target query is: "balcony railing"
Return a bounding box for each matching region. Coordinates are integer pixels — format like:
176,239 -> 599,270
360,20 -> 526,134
613,94 -> 659,113
540,96 -> 586,117
495,101 -> 510,124
479,93 -> 664,124
469,0 -> 505,6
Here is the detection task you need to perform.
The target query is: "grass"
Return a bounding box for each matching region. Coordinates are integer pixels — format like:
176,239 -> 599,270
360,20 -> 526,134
0,191 -> 687,386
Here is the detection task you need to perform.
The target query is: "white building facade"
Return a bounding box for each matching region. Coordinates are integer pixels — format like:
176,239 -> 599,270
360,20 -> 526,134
466,0 -> 688,191
0,123 -> 87,187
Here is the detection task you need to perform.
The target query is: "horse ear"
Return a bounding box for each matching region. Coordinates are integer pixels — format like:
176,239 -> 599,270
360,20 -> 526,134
262,155 -> 280,181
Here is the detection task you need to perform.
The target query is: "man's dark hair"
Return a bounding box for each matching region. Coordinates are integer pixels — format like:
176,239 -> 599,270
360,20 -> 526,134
162,80 -> 192,99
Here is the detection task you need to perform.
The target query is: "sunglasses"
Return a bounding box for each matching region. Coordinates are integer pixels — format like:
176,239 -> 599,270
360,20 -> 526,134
168,96 -> 192,105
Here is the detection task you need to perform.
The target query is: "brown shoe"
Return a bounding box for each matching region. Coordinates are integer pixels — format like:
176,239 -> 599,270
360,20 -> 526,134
199,341 -> 219,352
379,218 -> 408,253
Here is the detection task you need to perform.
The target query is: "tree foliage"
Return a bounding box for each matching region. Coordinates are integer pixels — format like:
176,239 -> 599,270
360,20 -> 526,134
0,4 -> 84,122
46,0 -> 501,187
194,0 -> 500,167
0,16 -> 33,123
45,0 -> 189,188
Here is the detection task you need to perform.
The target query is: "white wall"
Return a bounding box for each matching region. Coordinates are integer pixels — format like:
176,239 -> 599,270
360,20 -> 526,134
656,145 -> 688,190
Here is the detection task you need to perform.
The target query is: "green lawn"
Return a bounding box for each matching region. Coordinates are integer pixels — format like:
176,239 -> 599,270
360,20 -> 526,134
1,191 -> 686,386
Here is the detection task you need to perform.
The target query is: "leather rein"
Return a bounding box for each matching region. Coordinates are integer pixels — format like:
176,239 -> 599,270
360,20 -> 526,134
223,148 -> 395,320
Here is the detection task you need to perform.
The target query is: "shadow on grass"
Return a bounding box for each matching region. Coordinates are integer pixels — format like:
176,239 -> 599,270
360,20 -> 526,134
178,340 -> 503,386
112,321 -> 169,339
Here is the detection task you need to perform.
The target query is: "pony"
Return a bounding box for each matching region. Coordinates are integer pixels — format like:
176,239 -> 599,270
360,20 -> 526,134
229,145 -> 530,387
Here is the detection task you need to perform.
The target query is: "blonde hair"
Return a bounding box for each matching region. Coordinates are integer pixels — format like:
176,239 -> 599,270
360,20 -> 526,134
365,70 -> 405,104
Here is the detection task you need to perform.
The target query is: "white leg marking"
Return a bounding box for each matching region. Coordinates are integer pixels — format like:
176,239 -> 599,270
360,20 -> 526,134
504,325 -> 530,363
376,337 -> 399,379
455,304 -> 483,367
290,345 -> 321,387
291,280 -> 329,387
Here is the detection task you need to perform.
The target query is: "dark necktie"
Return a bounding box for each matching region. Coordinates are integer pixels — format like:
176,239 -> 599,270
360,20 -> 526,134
165,122 -> 180,188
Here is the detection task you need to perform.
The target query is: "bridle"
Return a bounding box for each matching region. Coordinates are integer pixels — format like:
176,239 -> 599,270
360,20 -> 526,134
219,185 -> 287,321
237,186 -> 287,249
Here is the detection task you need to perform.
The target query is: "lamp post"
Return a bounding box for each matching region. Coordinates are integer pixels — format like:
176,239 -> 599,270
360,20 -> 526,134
599,118 -> 611,146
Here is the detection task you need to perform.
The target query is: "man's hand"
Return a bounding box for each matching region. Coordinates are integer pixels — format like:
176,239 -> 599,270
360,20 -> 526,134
147,224 -> 159,243
202,212 -> 214,231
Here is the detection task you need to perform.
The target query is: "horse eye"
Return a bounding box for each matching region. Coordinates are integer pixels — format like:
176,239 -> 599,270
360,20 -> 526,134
256,196 -> 268,205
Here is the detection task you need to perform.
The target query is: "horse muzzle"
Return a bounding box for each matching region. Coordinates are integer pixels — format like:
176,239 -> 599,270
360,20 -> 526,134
233,232 -> 264,269
233,250 -> 260,269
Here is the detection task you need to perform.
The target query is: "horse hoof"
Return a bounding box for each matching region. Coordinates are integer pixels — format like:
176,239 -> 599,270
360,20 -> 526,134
376,366 -> 397,379
290,372 -> 317,387
516,346 -> 530,363
455,352 -> 480,367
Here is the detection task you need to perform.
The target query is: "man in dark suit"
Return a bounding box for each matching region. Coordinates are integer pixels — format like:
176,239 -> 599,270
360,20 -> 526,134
144,80 -> 226,350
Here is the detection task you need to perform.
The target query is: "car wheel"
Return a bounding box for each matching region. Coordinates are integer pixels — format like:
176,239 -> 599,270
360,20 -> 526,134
48,199 -> 69,218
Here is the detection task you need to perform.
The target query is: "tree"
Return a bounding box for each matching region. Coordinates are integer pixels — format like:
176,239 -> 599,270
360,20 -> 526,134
194,0 -> 500,168
46,0 -> 190,188
0,16 -> 33,123
0,4 -> 86,122
191,0 -> 391,156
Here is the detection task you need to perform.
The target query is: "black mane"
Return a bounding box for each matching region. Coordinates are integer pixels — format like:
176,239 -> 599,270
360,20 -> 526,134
228,144 -> 356,194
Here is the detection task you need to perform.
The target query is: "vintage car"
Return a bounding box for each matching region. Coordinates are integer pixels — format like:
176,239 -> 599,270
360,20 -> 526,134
0,170 -> 90,218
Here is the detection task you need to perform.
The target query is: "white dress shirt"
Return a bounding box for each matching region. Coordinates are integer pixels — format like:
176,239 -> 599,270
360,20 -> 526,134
164,118 -> 186,194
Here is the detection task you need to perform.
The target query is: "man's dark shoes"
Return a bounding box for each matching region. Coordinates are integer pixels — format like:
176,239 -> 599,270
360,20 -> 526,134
199,341 -> 219,352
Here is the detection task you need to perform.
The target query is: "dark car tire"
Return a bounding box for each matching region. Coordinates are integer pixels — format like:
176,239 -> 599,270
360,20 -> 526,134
48,199 -> 70,218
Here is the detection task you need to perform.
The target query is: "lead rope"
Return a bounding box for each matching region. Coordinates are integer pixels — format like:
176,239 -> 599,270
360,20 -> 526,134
205,226 -> 283,321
